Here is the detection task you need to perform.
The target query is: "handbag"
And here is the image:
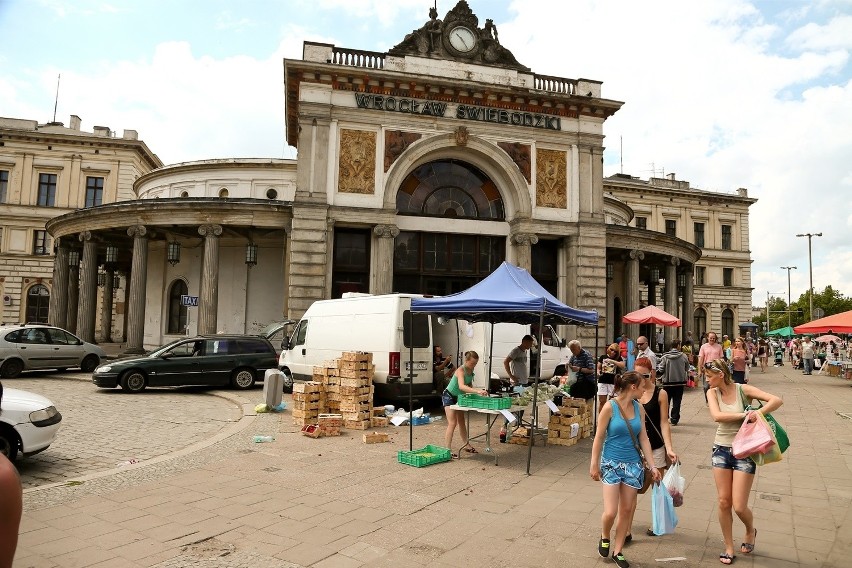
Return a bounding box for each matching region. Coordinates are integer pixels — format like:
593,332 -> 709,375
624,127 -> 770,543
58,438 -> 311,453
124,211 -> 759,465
732,411 -> 775,458
739,385 -> 789,453
612,400 -> 654,490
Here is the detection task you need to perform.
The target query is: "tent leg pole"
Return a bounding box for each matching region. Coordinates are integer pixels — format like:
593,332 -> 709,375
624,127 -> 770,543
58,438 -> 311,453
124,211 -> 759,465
594,325 -> 600,435
526,309 -> 546,476
409,319 -> 414,452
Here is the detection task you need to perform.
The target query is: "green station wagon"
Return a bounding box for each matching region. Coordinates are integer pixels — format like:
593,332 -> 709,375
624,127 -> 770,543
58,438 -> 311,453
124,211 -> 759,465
92,335 -> 277,393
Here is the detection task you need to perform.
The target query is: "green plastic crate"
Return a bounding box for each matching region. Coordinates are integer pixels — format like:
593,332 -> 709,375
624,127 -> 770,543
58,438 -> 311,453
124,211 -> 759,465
397,445 -> 452,467
458,393 -> 512,410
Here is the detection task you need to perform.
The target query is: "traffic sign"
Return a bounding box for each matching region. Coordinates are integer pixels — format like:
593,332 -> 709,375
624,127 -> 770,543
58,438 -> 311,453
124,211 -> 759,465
180,295 -> 199,307
813,307 -> 825,319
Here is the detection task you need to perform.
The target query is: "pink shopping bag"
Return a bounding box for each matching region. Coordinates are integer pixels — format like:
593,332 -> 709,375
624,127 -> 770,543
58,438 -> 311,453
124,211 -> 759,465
732,412 -> 775,458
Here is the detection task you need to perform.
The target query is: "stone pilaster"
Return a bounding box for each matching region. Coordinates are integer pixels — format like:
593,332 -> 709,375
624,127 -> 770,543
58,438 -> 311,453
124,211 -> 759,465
372,224 -> 399,295
76,231 -> 98,342
287,204 -> 330,320
625,249 -> 644,340
125,225 -> 148,354
511,232 -> 538,271
683,267 -> 694,341
197,224 -> 223,335
49,239 -> 70,329
664,257 -> 680,348
100,267 -> 114,342
66,253 -> 80,334
573,223 -> 607,346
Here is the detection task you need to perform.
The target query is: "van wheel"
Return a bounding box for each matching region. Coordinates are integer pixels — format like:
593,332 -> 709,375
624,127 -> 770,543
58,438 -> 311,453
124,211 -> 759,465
0,426 -> 20,463
1,359 -> 24,378
231,368 -> 256,390
282,370 -> 294,393
120,371 -> 147,393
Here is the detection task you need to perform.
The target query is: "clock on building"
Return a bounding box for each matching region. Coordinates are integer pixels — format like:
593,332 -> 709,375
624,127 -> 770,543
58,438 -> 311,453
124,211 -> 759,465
447,25 -> 478,55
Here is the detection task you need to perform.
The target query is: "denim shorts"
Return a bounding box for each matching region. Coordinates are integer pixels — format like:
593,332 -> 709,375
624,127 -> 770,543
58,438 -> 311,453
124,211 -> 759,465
600,458 -> 644,489
712,445 -> 756,474
441,390 -> 457,407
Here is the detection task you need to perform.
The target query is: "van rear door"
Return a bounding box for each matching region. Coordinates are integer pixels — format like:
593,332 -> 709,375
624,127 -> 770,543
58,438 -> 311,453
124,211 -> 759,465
400,310 -> 432,397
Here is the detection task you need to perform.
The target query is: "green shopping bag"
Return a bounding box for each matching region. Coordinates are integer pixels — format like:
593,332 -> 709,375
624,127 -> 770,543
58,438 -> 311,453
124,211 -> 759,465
739,385 -> 789,453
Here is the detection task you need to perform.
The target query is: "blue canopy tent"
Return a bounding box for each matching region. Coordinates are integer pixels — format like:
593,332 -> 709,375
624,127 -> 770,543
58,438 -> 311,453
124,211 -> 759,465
410,261 -> 599,474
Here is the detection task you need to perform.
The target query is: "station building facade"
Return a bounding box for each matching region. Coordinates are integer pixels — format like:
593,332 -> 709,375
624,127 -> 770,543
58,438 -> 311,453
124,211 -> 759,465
38,2 -> 753,352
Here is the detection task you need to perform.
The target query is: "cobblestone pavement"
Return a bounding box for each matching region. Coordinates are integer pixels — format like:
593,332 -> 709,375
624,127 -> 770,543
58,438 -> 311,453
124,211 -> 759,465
5,372 -> 242,489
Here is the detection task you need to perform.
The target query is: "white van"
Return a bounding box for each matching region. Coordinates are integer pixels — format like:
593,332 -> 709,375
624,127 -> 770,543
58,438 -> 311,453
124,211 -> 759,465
278,293 -> 433,401
432,320 -> 571,388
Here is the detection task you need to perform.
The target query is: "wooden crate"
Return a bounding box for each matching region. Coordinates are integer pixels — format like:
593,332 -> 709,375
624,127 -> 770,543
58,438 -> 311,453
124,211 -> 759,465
292,392 -> 322,402
339,402 -> 371,413
300,424 -> 322,438
341,351 -> 373,363
342,411 -> 371,422
362,432 -> 390,444
292,381 -> 322,394
370,416 -> 389,427
343,419 -> 371,430
293,416 -> 317,427
292,408 -> 319,419
340,377 -> 372,388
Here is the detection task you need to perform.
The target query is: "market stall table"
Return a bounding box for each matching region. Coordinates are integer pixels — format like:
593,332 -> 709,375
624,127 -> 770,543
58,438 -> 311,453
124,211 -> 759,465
449,403 -> 528,465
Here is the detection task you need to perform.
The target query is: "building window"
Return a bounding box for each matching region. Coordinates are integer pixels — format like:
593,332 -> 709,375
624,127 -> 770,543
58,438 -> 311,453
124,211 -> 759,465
694,222 -> 705,248
721,224 -> 732,250
723,267 -> 733,287
0,170 -> 8,203
396,159 -> 505,220
531,239 -> 559,296
85,176 -> 104,207
218,188 -> 229,198
693,307 -> 707,338
721,308 -> 734,339
266,188 -> 278,200
32,230 -> 51,255
695,266 -> 705,286
167,280 -> 188,334
332,229 -> 371,298
26,284 -> 50,323
37,173 -> 57,206
635,216 -> 647,230
665,219 -> 677,237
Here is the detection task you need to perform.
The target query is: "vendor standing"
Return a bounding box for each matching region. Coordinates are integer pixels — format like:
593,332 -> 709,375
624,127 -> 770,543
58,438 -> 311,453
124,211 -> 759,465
569,340 -> 597,400
596,343 -> 625,413
504,335 -> 533,390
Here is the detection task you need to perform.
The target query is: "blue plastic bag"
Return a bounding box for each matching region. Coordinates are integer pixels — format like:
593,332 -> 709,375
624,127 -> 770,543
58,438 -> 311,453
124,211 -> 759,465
651,481 -> 678,535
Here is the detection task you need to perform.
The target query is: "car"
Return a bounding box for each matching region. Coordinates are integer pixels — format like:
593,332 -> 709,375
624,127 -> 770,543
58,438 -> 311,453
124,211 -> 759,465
92,334 -> 278,393
0,382 -> 62,462
0,324 -> 107,378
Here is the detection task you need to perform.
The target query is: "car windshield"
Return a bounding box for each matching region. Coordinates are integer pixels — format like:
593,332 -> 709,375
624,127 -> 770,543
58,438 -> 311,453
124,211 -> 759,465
149,339 -> 192,357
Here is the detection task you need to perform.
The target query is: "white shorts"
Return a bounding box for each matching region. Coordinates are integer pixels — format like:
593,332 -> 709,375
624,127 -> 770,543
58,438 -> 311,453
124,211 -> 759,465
597,383 -> 615,396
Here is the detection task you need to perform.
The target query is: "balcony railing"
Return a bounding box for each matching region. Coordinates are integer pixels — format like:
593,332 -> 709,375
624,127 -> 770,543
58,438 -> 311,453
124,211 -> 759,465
330,47 -> 385,69
533,74 -> 577,95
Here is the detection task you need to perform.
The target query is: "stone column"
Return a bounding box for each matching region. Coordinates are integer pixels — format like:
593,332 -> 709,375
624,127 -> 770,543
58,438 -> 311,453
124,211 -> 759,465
511,232 -> 538,271
125,225 -> 148,354
100,267 -> 114,343
625,249 -> 644,340
372,224 -> 399,295
76,231 -> 98,342
49,239 -> 70,329
664,256 -> 680,348
197,224 -> 223,335
683,266 -> 694,341
66,251 -> 80,333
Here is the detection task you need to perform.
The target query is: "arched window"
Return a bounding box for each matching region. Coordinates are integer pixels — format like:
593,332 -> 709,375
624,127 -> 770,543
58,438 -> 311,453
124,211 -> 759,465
396,159 -> 505,219
693,307 -> 707,338
26,284 -> 50,323
721,308 -> 734,339
218,188 -> 229,198
167,280 -> 188,334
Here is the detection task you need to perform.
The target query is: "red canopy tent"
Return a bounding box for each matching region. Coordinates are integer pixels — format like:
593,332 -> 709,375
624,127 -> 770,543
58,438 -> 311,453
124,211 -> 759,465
622,304 -> 681,327
794,310 -> 852,335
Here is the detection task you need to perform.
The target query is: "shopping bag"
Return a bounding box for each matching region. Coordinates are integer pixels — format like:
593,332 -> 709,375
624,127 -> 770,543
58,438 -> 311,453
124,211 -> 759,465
740,388 -> 789,454
750,414 -> 782,466
651,481 -> 678,535
732,412 -> 775,458
662,461 -> 686,507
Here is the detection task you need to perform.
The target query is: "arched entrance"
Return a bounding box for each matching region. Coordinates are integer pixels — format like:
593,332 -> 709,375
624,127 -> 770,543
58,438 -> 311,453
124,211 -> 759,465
393,159 -> 506,295
721,308 -> 734,339
26,284 -> 50,323
694,307 -> 707,338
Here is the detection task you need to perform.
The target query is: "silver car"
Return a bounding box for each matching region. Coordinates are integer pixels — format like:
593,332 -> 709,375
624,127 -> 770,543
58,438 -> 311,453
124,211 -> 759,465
0,324 -> 107,378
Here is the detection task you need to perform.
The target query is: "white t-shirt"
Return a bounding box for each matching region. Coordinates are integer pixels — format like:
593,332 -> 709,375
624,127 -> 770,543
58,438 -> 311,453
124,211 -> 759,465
507,346 -> 529,385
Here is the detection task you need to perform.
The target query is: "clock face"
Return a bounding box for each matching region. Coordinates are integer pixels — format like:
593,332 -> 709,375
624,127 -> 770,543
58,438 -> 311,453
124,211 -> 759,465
448,26 -> 477,53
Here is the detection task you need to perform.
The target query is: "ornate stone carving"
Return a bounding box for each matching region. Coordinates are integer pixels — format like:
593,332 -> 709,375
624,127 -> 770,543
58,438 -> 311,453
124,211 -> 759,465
535,149 -> 567,208
454,126 -> 469,147
198,224 -> 223,237
389,1 -> 529,72
629,249 -> 645,261
127,225 -> 147,238
511,233 -> 539,246
78,231 -> 93,242
384,130 -> 421,172
338,129 -> 376,194
498,142 -> 531,183
669,256 -> 681,266
373,224 -> 400,239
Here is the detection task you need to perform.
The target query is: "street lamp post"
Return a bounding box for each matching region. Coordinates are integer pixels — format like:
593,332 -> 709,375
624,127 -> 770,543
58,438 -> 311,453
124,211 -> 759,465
780,266 -> 797,329
795,232 -> 822,321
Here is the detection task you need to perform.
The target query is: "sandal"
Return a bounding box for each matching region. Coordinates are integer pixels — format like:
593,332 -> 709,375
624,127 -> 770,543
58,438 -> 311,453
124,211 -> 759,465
719,553 -> 736,564
646,528 -> 658,537
741,528 -> 757,554
451,453 -> 460,460
624,533 -> 632,544
464,446 -> 478,454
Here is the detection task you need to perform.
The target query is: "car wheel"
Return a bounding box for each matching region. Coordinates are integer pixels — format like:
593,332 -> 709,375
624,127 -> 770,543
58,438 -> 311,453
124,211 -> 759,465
0,426 -> 19,463
120,371 -> 147,393
0,359 -> 23,379
282,369 -> 294,393
80,355 -> 100,373
231,368 -> 256,390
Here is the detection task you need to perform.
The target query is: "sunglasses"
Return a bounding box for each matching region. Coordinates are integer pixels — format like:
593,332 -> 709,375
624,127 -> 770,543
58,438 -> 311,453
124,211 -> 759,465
639,373 -> 652,379
704,362 -> 724,372
637,341 -> 647,346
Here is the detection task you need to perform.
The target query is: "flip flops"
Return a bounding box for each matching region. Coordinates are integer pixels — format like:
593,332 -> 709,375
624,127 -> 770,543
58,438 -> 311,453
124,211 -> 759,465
741,528 -> 757,554
464,446 -> 478,454
719,552 -> 736,564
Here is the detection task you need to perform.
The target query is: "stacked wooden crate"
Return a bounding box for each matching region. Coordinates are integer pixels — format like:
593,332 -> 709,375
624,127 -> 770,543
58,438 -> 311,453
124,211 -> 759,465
317,413 -> 342,437
313,361 -> 341,413
292,382 -> 322,426
337,352 -> 374,430
547,398 -> 592,446
507,426 -> 530,445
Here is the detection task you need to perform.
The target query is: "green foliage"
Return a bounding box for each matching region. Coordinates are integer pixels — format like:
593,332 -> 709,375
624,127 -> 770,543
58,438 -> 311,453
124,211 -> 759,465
754,296 -> 790,332
789,286 -> 852,326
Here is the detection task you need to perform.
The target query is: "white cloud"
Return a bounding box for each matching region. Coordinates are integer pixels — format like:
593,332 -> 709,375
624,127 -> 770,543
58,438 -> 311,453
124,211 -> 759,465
787,15 -> 852,51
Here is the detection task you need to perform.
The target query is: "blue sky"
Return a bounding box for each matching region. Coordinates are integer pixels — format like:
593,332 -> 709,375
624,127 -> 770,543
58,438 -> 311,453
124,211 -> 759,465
1,0 -> 851,310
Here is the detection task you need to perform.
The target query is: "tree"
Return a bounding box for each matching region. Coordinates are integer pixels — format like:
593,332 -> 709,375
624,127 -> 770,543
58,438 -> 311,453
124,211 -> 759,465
753,296 -> 788,332
790,286 -> 852,325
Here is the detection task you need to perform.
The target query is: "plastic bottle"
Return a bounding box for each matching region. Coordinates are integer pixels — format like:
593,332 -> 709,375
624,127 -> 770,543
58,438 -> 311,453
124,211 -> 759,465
499,427 -> 507,443
253,435 -> 274,443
